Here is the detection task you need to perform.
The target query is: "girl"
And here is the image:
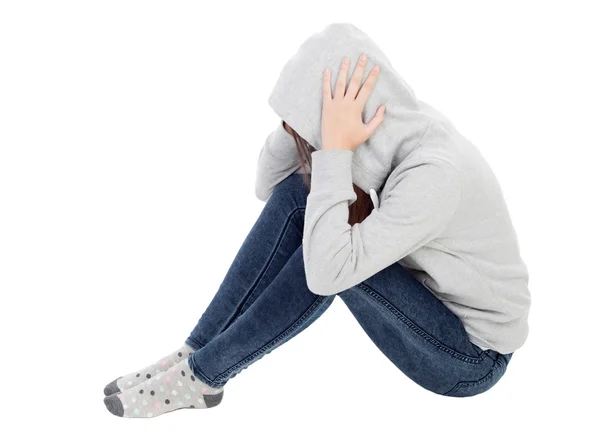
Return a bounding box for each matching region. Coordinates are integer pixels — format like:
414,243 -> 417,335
104,23 -> 530,418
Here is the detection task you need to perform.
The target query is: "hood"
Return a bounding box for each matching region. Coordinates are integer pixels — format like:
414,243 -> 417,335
268,22 -> 431,194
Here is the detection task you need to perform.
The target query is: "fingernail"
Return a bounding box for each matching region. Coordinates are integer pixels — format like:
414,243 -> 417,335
360,54 -> 367,62
373,64 -> 380,72
343,57 -> 350,65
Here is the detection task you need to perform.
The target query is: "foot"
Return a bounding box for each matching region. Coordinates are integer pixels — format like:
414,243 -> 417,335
104,343 -> 195,396
104,357 -> 224,418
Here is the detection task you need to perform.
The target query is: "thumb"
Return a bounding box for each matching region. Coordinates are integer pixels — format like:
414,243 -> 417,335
365,105 -> 385,137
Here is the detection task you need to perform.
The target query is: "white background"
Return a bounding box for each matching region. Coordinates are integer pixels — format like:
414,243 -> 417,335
1,1 -> 597,439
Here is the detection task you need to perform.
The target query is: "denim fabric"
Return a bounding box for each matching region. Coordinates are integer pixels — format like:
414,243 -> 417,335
186,173 -> 513,397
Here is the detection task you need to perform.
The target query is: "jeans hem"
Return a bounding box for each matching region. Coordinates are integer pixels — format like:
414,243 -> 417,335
187,355 -> 224,389
184,336 -> 206,352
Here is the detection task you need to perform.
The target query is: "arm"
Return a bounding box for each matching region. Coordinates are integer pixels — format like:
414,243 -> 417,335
302,149 -> 462,295
255,120 -> 303,202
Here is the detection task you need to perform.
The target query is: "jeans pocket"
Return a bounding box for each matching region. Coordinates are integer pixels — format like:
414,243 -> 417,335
443,355 -> 509,398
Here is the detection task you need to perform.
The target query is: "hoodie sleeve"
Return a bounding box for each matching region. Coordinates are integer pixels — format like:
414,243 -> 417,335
255,120 -> 304,202
303,149 -> 462,296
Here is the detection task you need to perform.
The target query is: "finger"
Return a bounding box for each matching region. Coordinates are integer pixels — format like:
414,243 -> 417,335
323,68 -> 332,101
364,105 -> 386,137
356,64 -> 381,106
345,53 -> 368,100
334,56 -> 350,100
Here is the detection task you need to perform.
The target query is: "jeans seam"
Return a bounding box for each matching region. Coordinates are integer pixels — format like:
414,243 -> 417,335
236,207 -> 306,316
356,282 -> 487,365
443,357 -> 500,396
218,206 -> 306,333
210,295 -> 327,387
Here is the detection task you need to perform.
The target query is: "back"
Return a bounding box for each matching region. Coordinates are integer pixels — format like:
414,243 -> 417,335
398,100 -> 531,354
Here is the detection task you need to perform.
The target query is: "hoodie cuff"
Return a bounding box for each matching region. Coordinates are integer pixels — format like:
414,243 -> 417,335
310,149 -> 354,193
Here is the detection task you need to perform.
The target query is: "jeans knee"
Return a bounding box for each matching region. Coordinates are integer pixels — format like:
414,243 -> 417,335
269,173 -> 310,210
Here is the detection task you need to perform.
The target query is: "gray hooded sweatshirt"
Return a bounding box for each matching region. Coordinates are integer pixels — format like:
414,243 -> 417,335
256,23 -> 530,355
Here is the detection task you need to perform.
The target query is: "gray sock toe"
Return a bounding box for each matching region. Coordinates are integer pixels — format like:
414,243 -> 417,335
104,394 -> 124,417
104,377 -> 122,396
204,390 -> 224,408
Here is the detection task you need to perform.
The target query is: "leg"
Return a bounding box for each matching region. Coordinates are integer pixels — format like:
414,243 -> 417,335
337,263 -> 514,397
106,243 -> 336,417
185,173 -> 311,351
103,173 -> 309,398
104,173 -> 331,417
188,245 -> 336,388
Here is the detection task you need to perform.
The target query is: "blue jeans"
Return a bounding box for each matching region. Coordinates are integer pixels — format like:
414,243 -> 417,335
185,173 -> 513,398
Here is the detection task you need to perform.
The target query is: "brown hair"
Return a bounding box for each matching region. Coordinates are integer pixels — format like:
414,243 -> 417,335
285,122 -> 375,226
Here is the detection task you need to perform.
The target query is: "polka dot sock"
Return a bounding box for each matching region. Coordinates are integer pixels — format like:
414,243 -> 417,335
104,357 -> 224,418
104,343 -> 195,396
